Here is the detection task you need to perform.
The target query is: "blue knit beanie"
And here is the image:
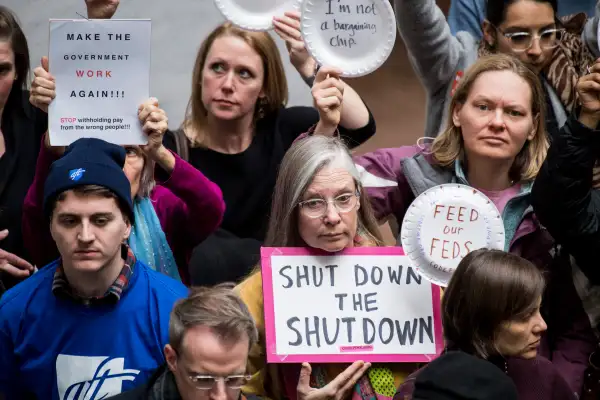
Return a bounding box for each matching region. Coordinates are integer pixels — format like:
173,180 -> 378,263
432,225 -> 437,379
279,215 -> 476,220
43,138 -> 134,222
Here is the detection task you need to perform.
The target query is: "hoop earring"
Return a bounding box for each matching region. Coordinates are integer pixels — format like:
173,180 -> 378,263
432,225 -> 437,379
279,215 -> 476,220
257,97 -> 268,120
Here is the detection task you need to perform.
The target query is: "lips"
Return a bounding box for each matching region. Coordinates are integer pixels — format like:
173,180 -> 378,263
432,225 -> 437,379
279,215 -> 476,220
214,99 -> 236,106
480,136 -> 508,144
74,250 -> 100,258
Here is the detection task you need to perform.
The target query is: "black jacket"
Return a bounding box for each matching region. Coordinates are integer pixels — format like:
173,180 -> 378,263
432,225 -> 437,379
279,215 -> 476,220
109,364 -> 264,400
0,90 -> 46,291
531,114 -> 600,283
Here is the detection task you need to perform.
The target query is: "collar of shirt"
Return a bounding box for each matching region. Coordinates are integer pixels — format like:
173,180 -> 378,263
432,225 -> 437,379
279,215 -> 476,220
52,244 -> 136,305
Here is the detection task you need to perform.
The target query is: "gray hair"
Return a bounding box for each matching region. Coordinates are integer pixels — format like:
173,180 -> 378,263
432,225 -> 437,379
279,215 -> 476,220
136,153 -> 156,199
168,283 -> 259,352
263,135 -> 383,248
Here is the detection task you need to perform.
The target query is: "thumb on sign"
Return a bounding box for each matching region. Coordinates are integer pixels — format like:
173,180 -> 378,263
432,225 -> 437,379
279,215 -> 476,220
297,361 -> 371,400
30,56 -> 55,114
311,66 -> 344,136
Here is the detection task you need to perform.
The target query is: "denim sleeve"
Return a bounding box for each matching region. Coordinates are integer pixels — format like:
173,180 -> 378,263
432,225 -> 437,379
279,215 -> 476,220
447,0 -> 485,38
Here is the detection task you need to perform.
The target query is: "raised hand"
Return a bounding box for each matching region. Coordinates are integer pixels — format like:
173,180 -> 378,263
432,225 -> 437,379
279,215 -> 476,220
312,66 -> 344,134
29,57 -> 55,114
273,11 -> 317,79
85,0 -> 120,19
138,97 -> 168,157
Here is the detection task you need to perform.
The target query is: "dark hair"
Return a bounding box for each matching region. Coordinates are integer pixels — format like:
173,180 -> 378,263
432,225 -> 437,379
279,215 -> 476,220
51,185 -> 131,224
442,249 -> 545,358
0,6 -> 30,113
486,0 -> 558,26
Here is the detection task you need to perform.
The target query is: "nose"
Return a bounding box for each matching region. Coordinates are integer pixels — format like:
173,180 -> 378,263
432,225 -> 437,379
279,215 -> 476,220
210,380 -> 228,400
533,312 -> 547,334
77,221 -> 95,243
221,71 -> 235,91
526,37 -> 542,57
323,202 -> 341,225
489,108 -> 505,129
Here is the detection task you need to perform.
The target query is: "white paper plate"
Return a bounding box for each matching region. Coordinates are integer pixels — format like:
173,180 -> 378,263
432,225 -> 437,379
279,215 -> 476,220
214,0 -> 302,31
400,184 -> 506,287
300,0 -> 396,77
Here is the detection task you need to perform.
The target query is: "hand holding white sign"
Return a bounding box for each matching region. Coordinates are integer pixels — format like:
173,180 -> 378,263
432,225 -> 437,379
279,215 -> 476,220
273,11 -> 317,79
85,0 -> 120,19
297,361 -> 371,400
312,66 -> 344,134
30,57 -> 55,114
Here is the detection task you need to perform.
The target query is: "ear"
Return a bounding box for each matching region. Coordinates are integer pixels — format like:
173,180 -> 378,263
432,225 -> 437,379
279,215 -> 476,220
165,344 -> 178,372
482,20 -> 496,47
123,218 -> 132,241
529,114 -> 539,141
452,103 -> 464,128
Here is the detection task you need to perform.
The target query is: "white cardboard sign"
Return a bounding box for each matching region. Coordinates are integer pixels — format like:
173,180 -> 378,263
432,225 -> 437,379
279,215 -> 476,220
48,19 -> 151,146
261,247 -> 443,363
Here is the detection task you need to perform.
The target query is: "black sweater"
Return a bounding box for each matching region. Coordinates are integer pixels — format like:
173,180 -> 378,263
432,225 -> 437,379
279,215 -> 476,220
164,106 -> 375,241
0,91 -> 46,285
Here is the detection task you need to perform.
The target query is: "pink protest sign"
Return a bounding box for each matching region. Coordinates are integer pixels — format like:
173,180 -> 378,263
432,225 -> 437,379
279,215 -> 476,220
261,247 -> 444,364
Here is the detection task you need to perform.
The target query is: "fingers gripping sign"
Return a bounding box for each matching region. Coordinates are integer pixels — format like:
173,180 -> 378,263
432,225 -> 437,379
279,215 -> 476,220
312,66 -> 345,133
297,361 -> 371,400
273,11 -> 317,79
30,56 -> 55,114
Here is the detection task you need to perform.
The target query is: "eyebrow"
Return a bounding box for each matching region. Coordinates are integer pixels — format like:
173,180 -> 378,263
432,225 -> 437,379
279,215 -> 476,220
57,212 -> 114,218
304,187 -> 355,198
503,23 -> 556,33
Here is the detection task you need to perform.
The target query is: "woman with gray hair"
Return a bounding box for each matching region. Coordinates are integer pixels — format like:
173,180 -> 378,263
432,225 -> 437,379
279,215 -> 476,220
20,60 -> 225,285
236,135 -> 419,400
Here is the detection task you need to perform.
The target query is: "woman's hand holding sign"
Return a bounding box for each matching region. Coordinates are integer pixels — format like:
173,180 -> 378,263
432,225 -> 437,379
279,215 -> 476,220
297,361 -> 371,400
30,57 -> 54,114
312,66 -> 344,136
138,98 -> 176,172
85,0 -> 120,19
273,11 -> 317,80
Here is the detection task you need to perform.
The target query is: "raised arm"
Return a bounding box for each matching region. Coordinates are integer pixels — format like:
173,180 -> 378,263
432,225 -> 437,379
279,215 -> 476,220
394,0 -> 470,95
273,11 -> 371,130
532,61 -> 600,283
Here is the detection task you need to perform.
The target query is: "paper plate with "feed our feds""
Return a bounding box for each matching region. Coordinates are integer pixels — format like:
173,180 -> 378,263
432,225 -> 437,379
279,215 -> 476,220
400,184 -> 506,287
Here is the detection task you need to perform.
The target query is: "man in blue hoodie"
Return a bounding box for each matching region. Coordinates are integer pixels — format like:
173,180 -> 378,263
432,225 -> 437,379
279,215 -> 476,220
0,138 -> 188,399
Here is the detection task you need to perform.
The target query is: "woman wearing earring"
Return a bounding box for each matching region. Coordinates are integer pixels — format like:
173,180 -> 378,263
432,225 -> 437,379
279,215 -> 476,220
162,14 -> 376,287
0,2 -> 117,293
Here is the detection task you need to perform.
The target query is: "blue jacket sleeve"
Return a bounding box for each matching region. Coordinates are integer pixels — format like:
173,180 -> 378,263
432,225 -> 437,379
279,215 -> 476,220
447,0 -> 485,38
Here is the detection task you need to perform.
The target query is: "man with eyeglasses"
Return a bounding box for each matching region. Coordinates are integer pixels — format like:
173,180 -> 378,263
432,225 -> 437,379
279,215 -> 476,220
110,284 -> 263,400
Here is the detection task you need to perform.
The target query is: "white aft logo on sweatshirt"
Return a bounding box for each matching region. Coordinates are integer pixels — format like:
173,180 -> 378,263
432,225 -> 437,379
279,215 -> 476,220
56,354 -> 140,400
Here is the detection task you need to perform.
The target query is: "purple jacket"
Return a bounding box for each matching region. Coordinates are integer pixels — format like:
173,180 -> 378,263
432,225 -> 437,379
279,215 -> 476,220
394,355 -> 577,400
354,145 -> 596,396
22,140 -> 225,285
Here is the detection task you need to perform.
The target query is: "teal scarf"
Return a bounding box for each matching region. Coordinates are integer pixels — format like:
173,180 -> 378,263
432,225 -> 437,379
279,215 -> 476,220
129,197 -> 180,281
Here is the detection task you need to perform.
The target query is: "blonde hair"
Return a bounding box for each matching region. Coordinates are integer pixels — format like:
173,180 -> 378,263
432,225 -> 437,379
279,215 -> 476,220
263,136 -> 383,250
182,22 -> 289,147
432,54 -> 549,182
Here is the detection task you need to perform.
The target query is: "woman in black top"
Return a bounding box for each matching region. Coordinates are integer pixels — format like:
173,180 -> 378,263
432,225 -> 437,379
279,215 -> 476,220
163,13 -> 376,286
0,1 -> 118,293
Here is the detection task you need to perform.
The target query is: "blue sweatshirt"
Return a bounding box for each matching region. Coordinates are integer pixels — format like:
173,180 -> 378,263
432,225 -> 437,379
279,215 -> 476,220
0,259 -> 188,399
